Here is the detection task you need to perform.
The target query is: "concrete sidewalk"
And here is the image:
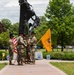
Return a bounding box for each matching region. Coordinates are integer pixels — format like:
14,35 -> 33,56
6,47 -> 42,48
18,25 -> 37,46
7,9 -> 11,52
0,59 -> 67,75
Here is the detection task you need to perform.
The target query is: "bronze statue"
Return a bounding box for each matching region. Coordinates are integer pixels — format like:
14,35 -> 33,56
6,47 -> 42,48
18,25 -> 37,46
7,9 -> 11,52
18,0 -> 40,35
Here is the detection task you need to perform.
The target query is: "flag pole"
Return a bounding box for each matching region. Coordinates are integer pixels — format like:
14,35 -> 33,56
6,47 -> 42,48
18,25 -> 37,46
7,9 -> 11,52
36,29 -> 51,45
36,38 -> 41,45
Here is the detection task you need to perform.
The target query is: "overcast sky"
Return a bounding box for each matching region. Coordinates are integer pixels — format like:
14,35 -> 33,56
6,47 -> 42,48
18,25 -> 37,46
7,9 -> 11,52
0,0 -> 74,23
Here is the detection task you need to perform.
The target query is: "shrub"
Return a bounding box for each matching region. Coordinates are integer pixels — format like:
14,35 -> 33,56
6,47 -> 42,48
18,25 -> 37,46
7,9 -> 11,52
42,51 -> 51,59
62,52 -> 74,60
42,51 -> 74,60
50,52 -> 64,60
0,50 -> 8,60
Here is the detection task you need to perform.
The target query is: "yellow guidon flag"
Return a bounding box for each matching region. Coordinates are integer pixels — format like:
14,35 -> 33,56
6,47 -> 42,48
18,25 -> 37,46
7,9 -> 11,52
41,29 -> 52,52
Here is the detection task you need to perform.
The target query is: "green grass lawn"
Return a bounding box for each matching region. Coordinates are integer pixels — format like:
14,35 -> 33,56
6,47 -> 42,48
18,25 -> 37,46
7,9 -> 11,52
50,62 -> 74,75
0,63 -> 7,70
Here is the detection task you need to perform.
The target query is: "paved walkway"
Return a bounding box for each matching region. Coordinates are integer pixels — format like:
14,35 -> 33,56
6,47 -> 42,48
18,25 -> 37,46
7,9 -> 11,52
0,59 -> 67,75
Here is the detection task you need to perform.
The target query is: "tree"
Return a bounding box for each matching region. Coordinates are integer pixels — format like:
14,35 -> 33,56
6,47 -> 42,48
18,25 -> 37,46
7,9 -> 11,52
0,22 -> 6,33
0,31 -> 9,48
1,18 -> 12,30
10,22 -> 19,36
45,0 -> 74,51
34,16 -> 48,47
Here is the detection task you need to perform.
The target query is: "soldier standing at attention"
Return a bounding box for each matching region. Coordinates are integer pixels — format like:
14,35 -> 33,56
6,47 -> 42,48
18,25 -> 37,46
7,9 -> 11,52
24,34 -> 31,64
8,33 -> 14,65
17,33 -> 27,65
30,31 -> 37,64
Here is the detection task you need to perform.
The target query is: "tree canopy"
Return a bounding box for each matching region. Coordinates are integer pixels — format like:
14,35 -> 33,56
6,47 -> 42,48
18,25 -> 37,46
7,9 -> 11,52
1,18 -> 12,30
45,0 -> 74,51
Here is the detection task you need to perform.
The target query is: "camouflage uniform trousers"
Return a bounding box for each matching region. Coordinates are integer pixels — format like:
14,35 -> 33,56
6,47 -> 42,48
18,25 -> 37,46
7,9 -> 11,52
25,46 -> 31,62
17,45 -> 25,65
30,46 -> 36,63
9,49 -> 13,62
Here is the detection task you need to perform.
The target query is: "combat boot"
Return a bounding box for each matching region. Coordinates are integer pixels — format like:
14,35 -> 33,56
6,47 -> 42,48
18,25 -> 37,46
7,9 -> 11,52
9,61 -> 14,65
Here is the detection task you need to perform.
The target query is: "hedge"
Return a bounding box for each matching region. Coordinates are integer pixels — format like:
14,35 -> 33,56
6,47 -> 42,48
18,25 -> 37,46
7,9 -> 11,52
1,50 -> 74,60
42,51 -> 74,60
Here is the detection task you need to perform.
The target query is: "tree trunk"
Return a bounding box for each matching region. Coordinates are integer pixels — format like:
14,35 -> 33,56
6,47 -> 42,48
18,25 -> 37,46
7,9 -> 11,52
61,33 -> 64,52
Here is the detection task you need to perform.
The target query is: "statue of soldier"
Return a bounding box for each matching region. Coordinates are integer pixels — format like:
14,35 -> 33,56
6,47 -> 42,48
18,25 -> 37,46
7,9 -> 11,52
30,31 -> 37,64
17,33 -> 27,65
8,33 -> 14,65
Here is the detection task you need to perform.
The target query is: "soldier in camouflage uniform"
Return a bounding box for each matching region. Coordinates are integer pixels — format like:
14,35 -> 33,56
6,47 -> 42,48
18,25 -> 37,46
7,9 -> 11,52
17,33 -> 27,65
8,34 -> 14,65
30,32 -> 37,64
24,35 -> 31,63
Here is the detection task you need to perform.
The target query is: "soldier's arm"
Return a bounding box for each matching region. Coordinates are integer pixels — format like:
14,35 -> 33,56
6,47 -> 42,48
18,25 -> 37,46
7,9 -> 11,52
24,40 -> 27,47
20,38 -> 27,47
30,37 -> 37,44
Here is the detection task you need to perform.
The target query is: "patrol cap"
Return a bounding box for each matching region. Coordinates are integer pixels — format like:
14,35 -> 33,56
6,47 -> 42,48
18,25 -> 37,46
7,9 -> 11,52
31,31 -> 35,34
23,33 -> 26,36
9,32 -> 14,38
